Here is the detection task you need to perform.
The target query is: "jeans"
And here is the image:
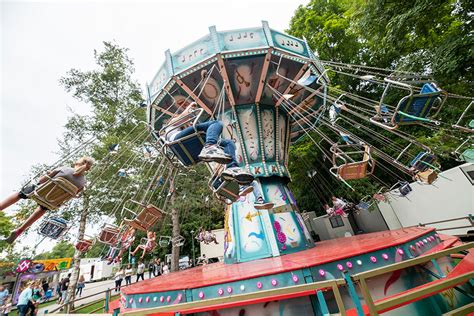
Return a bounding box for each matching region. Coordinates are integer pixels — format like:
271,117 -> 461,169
251,180 -> 263,200
175,121 -> 238,168
114,279 -> 122,292
17,305 -> 28,316
125,276 -> 131,286
136,273 -> 144,282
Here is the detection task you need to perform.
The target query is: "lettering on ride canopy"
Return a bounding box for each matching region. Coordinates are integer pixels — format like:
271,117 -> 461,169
271,165 -> 277,173
228,32 -> 254,42
180,48 -> 206,64
254,166 -> 262,174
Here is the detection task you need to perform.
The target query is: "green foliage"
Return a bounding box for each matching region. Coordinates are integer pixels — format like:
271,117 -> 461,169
34,241 -> 75,260
287,0 -> 472,211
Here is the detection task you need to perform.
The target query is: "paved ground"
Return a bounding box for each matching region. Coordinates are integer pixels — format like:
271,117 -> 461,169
37,272 -> 156,315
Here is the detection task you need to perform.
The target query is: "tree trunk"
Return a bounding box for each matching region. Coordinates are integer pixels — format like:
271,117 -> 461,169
170,176 -> 180,272
65,193 -> 89,313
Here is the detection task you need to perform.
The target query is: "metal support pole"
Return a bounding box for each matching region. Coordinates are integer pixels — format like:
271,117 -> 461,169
104,288 -> 111,313
343,271 -> 364,316
191,230 -> 195,266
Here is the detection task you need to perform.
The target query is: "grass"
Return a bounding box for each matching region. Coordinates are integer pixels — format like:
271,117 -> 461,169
72,294 -> 119,314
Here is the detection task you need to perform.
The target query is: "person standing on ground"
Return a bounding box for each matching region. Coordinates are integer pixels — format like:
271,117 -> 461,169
114,268 -> 124,292
76,275 -> 85,297
136,261 -> 145,282
0,285 -> 9,308
153,258 -> 161,277
0,295 -> 12,316
124,265 -> 133,286
147,261 -> 154,279
16,282 -> 35,316
60,273 -> 70,307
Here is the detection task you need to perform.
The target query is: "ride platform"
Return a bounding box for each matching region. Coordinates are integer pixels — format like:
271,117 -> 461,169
117,227 -> 474,315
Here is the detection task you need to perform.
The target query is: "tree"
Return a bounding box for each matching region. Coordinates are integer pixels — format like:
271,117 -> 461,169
34,241 -> 75,260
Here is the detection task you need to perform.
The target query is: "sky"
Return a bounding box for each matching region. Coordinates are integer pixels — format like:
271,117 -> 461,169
1,0 -> 308,254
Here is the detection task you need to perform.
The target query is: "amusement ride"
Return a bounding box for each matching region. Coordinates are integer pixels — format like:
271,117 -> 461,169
2,22 -> 473,316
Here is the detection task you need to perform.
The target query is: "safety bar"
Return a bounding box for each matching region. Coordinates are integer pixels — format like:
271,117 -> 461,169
351,242 -> 474,315
418,215 -> 473,232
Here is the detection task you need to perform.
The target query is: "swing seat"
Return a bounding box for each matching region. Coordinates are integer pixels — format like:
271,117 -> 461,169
139,237 -> 156,252
159,236 -> 171,247
410,151 -> 437,172
172,235 -> 185,247
208,166 -> 240,204
38,217 -> 69,239
460,149 -> 474,163
98,224 -> 120,245
330,144 -> 375,181
28,177 -> 79,210
414,168 -> 438,184
159,108 -> 206,167
123,204 -> 164,232
390,181 -> 412,197
393,83 -> 443,125
75,237 -> 94,252
371,80 -> 446,130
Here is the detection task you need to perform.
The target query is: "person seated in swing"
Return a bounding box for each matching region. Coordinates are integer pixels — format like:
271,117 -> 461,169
239,180 -> 274,210
131,231 -> 156,259
0,156 -> 94,243
161,102 -> 253,184
106,226 -> 136,264
331,196 -> 349,217
195,228 -> 219,245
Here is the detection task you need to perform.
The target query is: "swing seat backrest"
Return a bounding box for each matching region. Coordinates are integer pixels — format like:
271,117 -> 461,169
208,165 -> 239,203
410,152 -> 437,172
123,204 -> 163,232
332,145 -> 375,181
75,238 -> 94,252
461,149 -> 474,163
167,132 -> 206,166
393,83 -> 443,125
29,177 -> 79,210
415,168 -> 438,184
98,225 -> 120,245
39,217 -> 68,239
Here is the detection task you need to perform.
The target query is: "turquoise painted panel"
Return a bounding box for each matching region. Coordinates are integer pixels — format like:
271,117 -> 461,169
190,270 -> 305,301
237,106 -> 261,163
232,194 -> 273,262
149,63 -> 169,98
271,29 -> 309,57
123,289 -> 186,309
218,27 -> 268,51
221,110 -> 245,166
271,211 -> 308,254
171,35 -> 215,73
261,108 -> 276,162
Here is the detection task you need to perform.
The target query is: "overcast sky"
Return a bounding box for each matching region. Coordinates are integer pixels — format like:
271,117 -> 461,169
1,0 -> 307,254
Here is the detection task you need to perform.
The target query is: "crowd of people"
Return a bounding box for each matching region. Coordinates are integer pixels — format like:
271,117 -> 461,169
113,258 -> 167,292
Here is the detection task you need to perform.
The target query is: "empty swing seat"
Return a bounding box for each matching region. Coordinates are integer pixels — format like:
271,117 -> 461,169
28,177 -> 79,210
393,83 -> 443,125
330,145 -> 375,181
415,168 -> 438,184
410,151 -> 437,172
38,217 -> 69,239
123,204 -> 163,232
75,237 -> 94,252
98,224 -> 120,245
460,149 -> 474,163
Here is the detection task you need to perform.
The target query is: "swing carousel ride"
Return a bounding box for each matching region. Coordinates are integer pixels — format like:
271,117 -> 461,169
8,22 -> 473,315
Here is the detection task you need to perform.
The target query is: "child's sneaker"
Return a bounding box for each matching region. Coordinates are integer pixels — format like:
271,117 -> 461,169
239,185 -> 254,196
221,167 -> 254,185
254,197 -> 274,210
198,145 -> 232,164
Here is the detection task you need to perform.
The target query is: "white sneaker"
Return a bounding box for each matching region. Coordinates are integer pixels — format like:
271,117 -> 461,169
198,145 -> 232,164
221,167 -> 254,185
239,185 -> 254,196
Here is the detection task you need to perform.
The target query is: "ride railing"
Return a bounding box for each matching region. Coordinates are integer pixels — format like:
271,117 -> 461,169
118,243 -> 473,316
118,278 -> 347,316
417,214 -> 473,234
349,242 -> 474,315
